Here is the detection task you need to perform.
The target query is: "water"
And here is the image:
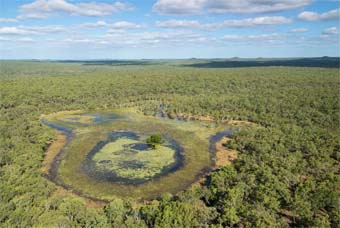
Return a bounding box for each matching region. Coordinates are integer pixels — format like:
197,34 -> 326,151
156,104 -> 189,122
41,119 -> 73,135
209,129 -> 237,154
107,131 -> 139,141
40,119 -> 74,185
156,104 -> 169,119
79,113 -> 119,124
129,143 -> 150,151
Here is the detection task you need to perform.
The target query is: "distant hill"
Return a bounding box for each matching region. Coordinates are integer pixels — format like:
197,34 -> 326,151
53,57 -> 340,68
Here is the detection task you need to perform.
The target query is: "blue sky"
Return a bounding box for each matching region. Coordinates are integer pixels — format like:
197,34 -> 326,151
0,0 -> 339,59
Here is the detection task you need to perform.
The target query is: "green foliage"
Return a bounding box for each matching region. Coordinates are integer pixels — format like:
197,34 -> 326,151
35,197 -> 108,227
146,133 -> 163,148
140,195 -> 217,228
104,198 -> 147,227
0,61 -> 339,227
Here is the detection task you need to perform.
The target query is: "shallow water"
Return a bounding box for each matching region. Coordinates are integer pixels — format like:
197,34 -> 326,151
156,104 -> 189,121
129,143 -> 150,151
209,129 -> 236,155
79,113 -> 119,124
41,119 -> 73,135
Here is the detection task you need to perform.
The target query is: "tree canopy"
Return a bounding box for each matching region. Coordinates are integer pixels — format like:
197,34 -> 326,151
0,60 -> 339,227
146,133 -> 163,148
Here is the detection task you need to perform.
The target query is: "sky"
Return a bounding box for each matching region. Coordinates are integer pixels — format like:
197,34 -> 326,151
0,0 -> 339,59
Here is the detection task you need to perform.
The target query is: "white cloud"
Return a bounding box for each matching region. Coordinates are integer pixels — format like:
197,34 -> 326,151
156,20 -> 202,29
79,21 -> 146,30
0,26 -> 65,35
111,21 -> 145,29
153,0 -> 311,15
298,8 -> 340,21
153,0 -> 204,15
49,30 -> 213,47
62,37 -> 94,44
78,21 -> 108,28
222,16 -> 292,27
156,16 -> 291,30
222,34 -> 244,41
205,0 -> 311,14
0,18 -> 18,23
222,32 -> 336,47
0,36 -> 34,42
223,33 -> 284,42
120,30 -> 209,45
18,0 -> 132,19
322,27 -> 340,34
0,27 -> 35,35
21,25 -> 65,33
289,28 -> 309,33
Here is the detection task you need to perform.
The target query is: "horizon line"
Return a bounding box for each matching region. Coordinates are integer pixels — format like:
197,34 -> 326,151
0,56 -> 339,61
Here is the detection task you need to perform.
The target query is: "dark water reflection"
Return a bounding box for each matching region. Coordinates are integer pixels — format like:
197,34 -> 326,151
129,143 -> 150,151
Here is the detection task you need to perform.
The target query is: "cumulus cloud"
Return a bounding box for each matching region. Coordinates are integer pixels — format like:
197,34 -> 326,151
156,20 -> 202,29
110,21 -> 146,29
156,16 -> 291,30
322,27 -> 340,35
0,26 -> 65,35
21,25 -> 65,33
0,27 -> 34,35
80,21 -> 108,28
298,8 -> 340,21
49,30 -> 213,47
205,0 -> 311,14
289,28 -> 309,33
129,31 -> 202,44
79,20 -> 146,30
155,19 -> 219,31
18,0 -> 132,19
222,32 -> 336,47
222,16 -> 292,27
0,36 -> 34,42
153,0 -> 311,15
223,33 -> 284,43
0,18 -> 18,23
153,0 -> 205,15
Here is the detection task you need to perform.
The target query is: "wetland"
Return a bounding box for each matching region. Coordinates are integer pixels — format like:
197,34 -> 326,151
41,108 -> 237,201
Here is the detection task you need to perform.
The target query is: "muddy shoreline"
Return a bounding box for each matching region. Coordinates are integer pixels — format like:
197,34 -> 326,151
41,119 -> 109,204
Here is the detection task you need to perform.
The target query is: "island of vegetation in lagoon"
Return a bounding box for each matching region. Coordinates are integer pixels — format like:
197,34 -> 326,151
0,58 -> 339,227
41,108 -> 243,200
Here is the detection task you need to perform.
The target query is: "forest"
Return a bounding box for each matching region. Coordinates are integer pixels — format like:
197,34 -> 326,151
0,59 -> 339,227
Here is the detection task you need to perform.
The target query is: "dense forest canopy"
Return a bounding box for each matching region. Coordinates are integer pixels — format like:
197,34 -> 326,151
0,60 -> 339,227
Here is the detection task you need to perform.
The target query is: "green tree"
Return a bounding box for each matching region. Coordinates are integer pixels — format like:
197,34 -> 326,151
146,133 -> 163,148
